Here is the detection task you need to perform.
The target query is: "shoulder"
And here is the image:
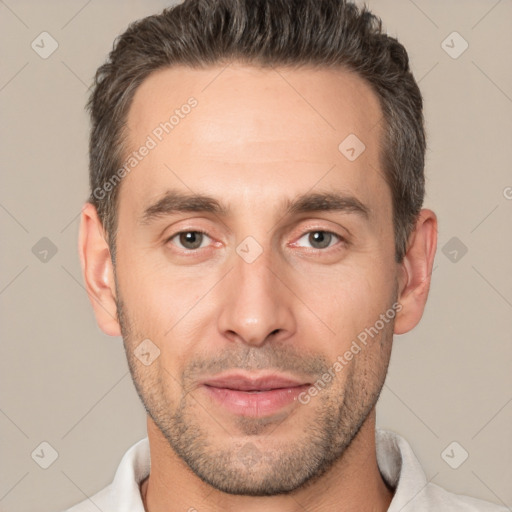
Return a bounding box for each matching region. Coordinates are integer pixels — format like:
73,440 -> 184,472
375,428 -> 507,512
409,481 -> 509,511
58,484 -> 113,512
57,437 -> 149,512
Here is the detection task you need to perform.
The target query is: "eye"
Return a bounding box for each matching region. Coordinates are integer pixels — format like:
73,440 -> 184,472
293,230 -> 344,250
167,230 -> 212,251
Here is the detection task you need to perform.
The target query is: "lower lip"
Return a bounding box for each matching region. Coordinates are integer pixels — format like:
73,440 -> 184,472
203,384 -> 310,417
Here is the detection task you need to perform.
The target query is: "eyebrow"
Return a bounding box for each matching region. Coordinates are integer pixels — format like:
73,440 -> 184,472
139,188 -> 370,225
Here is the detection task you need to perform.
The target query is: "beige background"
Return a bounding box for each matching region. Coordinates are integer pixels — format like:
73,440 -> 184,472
0,0 -> 511,511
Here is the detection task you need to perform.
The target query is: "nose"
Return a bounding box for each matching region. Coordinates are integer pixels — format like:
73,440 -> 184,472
217,245 -> 297,348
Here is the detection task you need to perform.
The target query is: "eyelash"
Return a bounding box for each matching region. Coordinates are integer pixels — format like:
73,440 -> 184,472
165,229 -> 346,253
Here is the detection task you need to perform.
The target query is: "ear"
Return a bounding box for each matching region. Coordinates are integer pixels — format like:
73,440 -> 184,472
78,202 -> 121,336
394,208 -> 438,335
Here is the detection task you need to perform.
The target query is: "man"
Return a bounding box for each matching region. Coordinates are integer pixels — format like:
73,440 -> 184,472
67,0 -> 506,510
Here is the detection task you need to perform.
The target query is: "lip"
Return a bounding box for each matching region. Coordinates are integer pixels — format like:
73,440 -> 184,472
201,373 -> 307,391
200,372 -> 310,417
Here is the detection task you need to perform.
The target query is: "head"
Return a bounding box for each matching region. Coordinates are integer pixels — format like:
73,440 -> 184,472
80,0 -> 437,497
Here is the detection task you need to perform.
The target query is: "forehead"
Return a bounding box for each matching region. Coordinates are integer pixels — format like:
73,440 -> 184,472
120,63 -> 388,220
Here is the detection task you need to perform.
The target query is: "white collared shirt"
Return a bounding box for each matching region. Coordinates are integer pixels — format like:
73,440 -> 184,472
62,428 -> 507,511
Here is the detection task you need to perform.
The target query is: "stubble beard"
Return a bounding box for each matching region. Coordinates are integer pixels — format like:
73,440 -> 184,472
115,288 -> 395,496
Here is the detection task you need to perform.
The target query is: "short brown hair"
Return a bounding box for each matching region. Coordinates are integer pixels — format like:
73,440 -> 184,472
86,0 -> 426,264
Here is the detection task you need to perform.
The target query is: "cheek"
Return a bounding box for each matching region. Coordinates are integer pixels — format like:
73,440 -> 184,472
320,256 -> 395,334
116,255 -> 199,328
300,261 -> 393,342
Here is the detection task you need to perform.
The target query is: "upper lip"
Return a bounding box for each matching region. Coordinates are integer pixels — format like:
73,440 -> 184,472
201,372 -> 309,391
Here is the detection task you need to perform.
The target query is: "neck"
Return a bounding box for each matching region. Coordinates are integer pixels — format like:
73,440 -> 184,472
140,408 -> 394,512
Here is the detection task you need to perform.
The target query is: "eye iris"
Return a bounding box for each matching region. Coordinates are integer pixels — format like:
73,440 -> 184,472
179,231 -> 203,249
309,231 -> 332,249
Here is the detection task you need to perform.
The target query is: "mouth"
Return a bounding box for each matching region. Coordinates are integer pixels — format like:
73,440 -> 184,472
200,372 -> 311,417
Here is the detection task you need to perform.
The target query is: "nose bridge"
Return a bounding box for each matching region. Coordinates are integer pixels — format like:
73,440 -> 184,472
216,239 -> 296,347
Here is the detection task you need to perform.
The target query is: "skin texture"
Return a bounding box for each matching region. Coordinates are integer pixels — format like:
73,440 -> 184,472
79,63 -> 437,512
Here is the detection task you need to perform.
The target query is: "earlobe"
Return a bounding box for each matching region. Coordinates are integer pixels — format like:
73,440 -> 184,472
394,209 -> 438,335
78,202 -> 121,337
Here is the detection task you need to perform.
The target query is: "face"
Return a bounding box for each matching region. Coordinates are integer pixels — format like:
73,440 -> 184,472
112,64 -> 401,495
